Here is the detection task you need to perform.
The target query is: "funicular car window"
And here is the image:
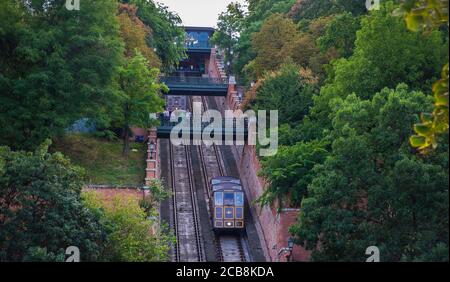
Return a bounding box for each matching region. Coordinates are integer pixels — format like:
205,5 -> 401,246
224,192 -> 234,205
215,192 -> 223,206
235,207 -> 243,219
215,207 -> 223,219
235,192 -> 244,206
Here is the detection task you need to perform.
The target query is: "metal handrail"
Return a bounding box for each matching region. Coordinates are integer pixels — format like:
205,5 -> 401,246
160,76 -> 228,87
157,114 -> 249,128
186,40 -> 211,49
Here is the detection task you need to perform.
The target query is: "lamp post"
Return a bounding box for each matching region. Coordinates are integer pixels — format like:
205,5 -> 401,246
276,237 -> 295,262
287,237 -> 294,262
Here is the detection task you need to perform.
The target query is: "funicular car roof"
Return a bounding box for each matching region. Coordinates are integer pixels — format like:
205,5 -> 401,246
212,182 -> 243,192
211,176 -> 241,185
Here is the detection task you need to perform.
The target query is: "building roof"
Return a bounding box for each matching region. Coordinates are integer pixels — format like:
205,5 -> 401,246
184,26 -> 215,33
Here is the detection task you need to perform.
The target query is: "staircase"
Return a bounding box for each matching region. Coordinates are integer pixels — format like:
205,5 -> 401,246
213,49 -> 228,80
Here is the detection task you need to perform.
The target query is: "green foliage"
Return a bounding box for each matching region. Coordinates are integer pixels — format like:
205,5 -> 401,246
317,12 -> 361,58
118,4 -> 161,68
314,1 -> 447,127
22,247 -> 66,262
127,0 -> 187,71
115,51 -> 166,156
82,191 -> 173,262
397,0 -> 448,32
233,0 -> 449,262
148,179 -> 171,202
290,0 -> 367,22
258,140 -> 329,208
410,63 -> 449,151
0,0 -> 123,150
249,14 -> 300,78
252,63 -> 316,126
397,0 -> 450,152
232,0 -> 297,83
0,141 -> 107,262
292,85 -> 448,261
211,2 -> 245,73
139,179 -> 171,216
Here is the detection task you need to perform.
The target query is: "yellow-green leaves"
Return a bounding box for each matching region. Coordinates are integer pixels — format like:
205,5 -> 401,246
400,0 -> 449,152
410,63 -> 449,151
401,0 -> 449,32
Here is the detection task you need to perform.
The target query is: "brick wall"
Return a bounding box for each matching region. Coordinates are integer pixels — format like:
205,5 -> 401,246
208,48 -> 222,79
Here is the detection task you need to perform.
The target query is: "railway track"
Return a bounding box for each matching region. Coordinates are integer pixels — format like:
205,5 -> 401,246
195,95 -> 250,262
169,142 -> 204,262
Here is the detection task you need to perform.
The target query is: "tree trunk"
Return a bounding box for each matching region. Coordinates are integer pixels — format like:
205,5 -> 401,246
122,124 -> 130,157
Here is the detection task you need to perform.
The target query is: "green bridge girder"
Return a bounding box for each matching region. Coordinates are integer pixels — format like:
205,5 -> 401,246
161,76 -> 229,96
156,116 -> 249,141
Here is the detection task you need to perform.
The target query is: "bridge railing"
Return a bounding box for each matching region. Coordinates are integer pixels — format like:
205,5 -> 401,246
160,76 -> 228,88
157,114 -> 248,129
185,40 -> 211,49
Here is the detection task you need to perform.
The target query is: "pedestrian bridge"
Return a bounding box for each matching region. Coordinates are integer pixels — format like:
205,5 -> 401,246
156,114 -> 249,141
160,76 -> 229,97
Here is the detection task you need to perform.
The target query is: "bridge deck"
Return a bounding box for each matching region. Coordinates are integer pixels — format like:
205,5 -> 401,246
157,116 -> 249,141
161,76 -> 229,96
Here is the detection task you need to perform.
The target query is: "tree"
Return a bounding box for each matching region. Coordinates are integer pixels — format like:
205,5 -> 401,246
0,0 -> 123,151
0,0 -> 123,150
249,14 -> 300,78
397,0 -> 449,152
211,2 -> 245,74
82,191 -> 173,262
116,52 -> 166,156
313,2 -> 447,128
258,140 -> 329,209
251,63 -> 316,125
233,0 -> 297,83
126,0 -> 187,72
292,84 -> 449,261
0,140 -> 107,262
289,0 -> 367,22
118,3 -> 161,68
317,12 -> 361,58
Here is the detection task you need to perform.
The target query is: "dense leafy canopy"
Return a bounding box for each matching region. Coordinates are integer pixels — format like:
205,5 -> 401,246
0,0 -> 123,150
293,85 -> 448,261
399,0 -> 449,152
317,12 -> 360,58
0,141 -> 107,262
0,0 -> 182,262
0,0 -> 183,151
83,190 -> 173,262
118,3 -> 161,68
235,0 -> 449,261
125,0 -> 187,71
115,52 -> 166,156
211,2 -> 246,74
248,63 -> 316,125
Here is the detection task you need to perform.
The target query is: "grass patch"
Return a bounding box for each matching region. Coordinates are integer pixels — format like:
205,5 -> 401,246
52,134 -> 146,186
